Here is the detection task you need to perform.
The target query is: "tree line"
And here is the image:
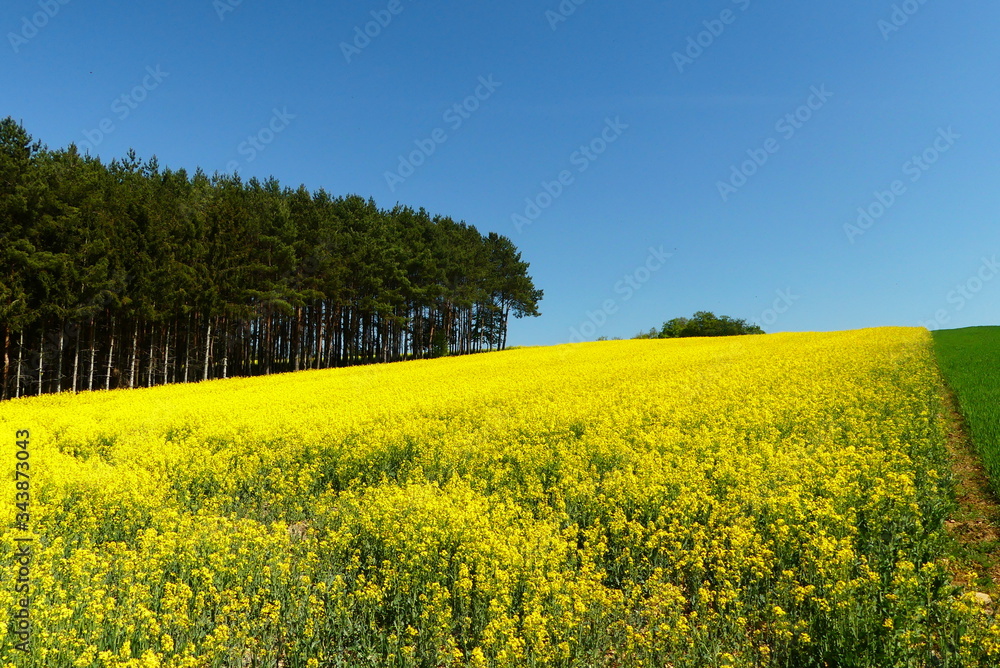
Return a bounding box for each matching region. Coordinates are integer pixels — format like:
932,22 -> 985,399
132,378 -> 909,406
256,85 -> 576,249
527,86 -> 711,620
634,311 -> 764,340
0,118 -> 542,400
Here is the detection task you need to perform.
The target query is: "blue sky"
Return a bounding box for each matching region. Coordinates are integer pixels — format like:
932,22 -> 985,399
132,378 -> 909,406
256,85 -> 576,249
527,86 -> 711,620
3,0 -> 998,346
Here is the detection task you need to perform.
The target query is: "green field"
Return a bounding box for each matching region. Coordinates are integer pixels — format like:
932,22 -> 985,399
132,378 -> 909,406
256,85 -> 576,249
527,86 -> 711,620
933,327 -> 1000,495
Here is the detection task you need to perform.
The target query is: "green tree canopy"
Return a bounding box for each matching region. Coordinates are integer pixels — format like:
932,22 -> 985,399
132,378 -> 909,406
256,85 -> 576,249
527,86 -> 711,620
0,118 -> 543,399
634,311 -> 764,340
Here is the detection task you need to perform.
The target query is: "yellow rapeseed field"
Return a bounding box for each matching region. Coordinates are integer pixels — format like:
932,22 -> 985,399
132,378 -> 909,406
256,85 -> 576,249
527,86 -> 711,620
1,328 -> 998,667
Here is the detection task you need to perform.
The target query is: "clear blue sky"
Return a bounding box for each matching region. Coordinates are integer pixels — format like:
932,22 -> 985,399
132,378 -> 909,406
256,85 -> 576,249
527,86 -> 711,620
4,0 -> 998,346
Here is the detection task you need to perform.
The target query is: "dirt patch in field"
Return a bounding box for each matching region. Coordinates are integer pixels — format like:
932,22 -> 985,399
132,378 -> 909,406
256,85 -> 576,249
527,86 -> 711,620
940,384 -> 1000,596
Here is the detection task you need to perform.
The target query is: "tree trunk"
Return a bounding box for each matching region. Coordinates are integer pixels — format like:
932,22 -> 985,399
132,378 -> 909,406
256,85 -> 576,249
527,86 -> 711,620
502,305 -> 510,351
15,331 -> 23,399
147,323 -> 155,388
106,319 -> 116,391
56,323 -> 65,393
163,324 -> 171,385
88,319 -> 96,392
315,304 -> 323,369
2,327 -> 8,401
71,325 -> 80,393
294,307 -> 302,372
184,314 -> 192,384
129,321 -> 139,388
221,317 -> 228,379
37,328 -> 44,396
325,303 -> 335,367
203,317 -> 212,381
264,310 -> 273,375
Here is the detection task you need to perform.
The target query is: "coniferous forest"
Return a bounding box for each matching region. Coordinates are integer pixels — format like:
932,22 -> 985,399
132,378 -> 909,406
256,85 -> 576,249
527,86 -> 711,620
0,118 -> 543,399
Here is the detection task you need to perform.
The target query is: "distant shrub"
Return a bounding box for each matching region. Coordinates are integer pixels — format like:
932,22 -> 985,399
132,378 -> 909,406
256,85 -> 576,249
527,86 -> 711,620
636,311 -> 764,339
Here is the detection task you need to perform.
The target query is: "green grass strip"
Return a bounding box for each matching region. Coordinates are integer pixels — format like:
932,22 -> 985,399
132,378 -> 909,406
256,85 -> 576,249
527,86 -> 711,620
933,326 -> 1000,496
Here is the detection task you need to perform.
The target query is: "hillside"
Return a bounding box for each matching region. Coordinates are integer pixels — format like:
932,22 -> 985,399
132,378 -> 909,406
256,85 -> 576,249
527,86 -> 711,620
2,329 -> 998,666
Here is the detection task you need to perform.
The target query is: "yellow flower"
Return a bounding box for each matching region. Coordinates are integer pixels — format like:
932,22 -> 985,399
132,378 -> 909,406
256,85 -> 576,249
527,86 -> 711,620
1,327 -> 991,666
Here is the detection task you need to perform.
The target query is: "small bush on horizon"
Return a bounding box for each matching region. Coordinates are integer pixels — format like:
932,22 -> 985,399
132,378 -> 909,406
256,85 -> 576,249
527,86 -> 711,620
634,310 -> 765,339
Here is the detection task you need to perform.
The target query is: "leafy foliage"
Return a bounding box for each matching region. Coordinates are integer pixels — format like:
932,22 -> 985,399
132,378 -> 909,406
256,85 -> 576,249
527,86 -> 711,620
0,118 -> 543,398
635,311 -> 764,339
